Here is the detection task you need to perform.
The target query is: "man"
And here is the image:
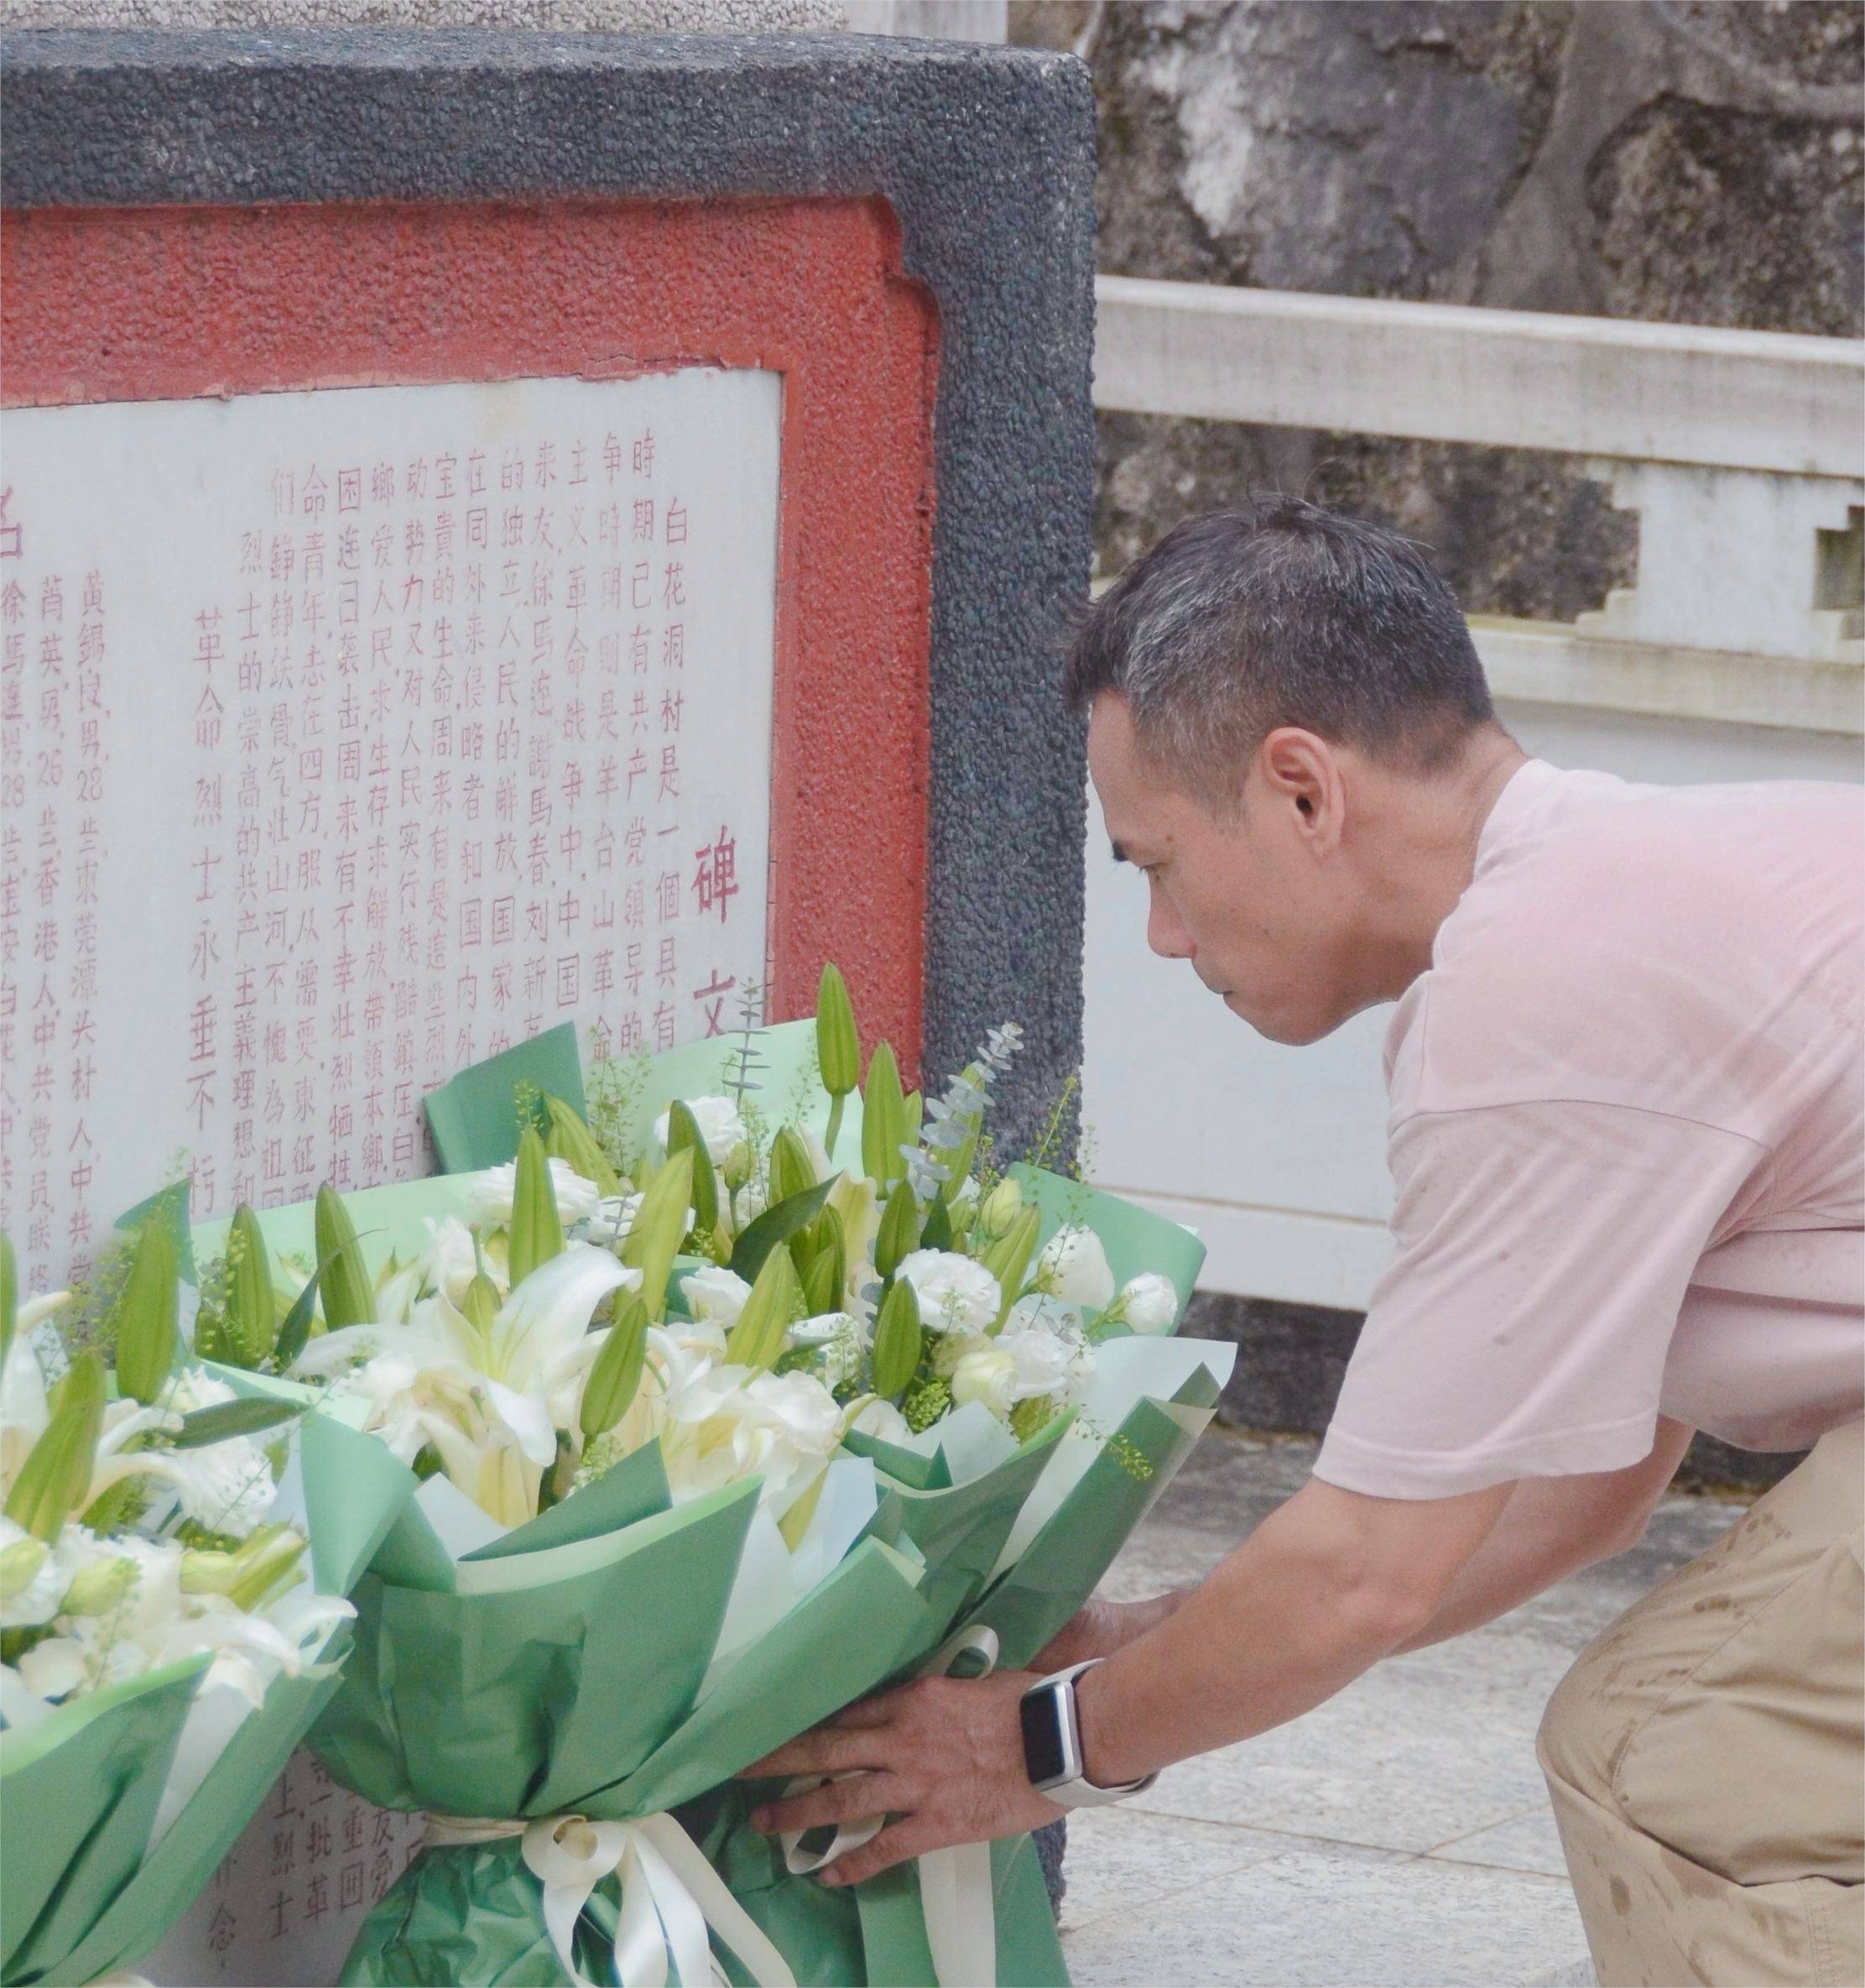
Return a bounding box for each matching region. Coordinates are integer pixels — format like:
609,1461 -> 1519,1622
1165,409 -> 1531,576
747,498 -> 1863,1985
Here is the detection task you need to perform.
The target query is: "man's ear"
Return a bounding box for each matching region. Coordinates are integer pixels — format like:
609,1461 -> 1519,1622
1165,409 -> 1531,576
1258,728 -> 1345,856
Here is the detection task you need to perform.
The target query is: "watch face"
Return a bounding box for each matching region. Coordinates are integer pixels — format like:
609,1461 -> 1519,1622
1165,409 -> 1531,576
1019,1685 -> 1070,1787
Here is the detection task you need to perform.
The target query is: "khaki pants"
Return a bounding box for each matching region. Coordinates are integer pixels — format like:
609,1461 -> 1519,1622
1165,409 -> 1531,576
1538,1419 -> 1863,1986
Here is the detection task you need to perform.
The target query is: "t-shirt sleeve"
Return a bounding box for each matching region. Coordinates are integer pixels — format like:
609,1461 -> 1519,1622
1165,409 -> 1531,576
1313,1098 -> 1768,1500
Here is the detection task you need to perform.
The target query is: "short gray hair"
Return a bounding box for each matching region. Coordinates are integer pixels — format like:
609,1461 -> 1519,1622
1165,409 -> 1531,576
1065,498 -> 1495,803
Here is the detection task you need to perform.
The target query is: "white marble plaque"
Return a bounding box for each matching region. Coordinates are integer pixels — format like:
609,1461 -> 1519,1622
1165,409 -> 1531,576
2,369 -> 780,1294
142,1747 -> 425,1987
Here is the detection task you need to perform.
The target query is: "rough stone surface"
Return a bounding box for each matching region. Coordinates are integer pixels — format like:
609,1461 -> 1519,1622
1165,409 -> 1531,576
3,29 -> 1097,1152
1028,0 -> 1864,602
5,0 -> 842,27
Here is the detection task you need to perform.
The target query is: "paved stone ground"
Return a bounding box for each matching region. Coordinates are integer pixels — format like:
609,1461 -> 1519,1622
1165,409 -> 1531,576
1058,1427 -> 1744,1988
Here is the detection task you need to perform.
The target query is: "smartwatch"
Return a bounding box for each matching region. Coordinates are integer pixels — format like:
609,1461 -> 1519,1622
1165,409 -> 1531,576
1018,1659 -> 1158,1810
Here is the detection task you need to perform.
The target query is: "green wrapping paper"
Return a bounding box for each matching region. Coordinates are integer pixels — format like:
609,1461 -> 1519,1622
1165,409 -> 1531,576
849,1414 -> 1073,1631
975,1370 -> 1226,1670
422,1022 -> 591,1171
0,1391 -> 414,1986
422,1020 -> 862,1178
0,1657 -> 206,1985
315,1448 -> 966,1985
188,1175 -> 482,1286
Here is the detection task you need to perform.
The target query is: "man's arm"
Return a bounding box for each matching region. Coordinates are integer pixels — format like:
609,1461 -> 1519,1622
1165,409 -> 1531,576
1073,1473 -> 1511,1784
1042,1417 -> 1694,1673
743,1471 -> 1512,1881
1397,1417 -> 1692,1651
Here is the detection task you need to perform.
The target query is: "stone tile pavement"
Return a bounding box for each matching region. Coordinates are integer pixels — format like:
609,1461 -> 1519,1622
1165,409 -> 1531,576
1057,1428 -> 1743,1988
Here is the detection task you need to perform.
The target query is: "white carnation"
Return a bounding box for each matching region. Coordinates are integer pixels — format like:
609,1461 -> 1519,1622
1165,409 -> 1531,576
682,1265 -> 753,1331
654,1095 -> 749,1166
895,1250 -> 1002,1336
1115,1272 -> 1178,1333
466,1158 -> 602,1229
1034,1225 -> 1116,1311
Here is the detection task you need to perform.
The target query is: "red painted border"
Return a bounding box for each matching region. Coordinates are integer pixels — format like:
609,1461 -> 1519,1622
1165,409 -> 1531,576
1,196 -> 936,1074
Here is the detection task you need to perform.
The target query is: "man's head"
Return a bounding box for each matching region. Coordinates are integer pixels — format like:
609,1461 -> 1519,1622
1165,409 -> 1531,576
1069,498 -> 1519,1045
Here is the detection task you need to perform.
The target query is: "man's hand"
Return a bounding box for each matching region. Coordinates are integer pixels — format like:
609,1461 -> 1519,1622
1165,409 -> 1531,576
739,1669 -> 1060,1887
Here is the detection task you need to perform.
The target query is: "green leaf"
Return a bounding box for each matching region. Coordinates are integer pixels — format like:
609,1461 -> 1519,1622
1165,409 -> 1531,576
726,1246 -> 803,1373
621,1148 -> 694,1320
815,963 -> 860,1098
981,1204 -> 1041,1323
273,1249 -> 344,1372
111,1221 -> 180,1406
508,1130 -> 564,1290
874,1178 -> 922,1282
869,1278 -> 924,1401
664,1102 -> 720,1243
861,1041 -> 907,1190
800,1223 -> 847,1317
728,1177 -> 836,1285
314,1186 -> 374,1333
767,1127 -> 817,1208
920,1193 -> 954,1254
169,1398 -> 300,1449
580,1293 -> 650,1439
0,1232 -> 15,1367
939,1124 -> 980,1205
6,1360 -> 105,1542
544,1093 -> 623,1197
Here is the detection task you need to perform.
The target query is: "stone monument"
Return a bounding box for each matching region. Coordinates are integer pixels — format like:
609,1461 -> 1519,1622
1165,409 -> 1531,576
2,26 -> 1093,1980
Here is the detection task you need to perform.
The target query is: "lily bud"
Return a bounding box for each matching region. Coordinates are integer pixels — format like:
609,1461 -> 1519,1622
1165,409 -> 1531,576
508,1130 -> 565,1289
112,1219 -> 180,1406
314,1186 -> 373,1334
61,1555 -> 138,1617
0,1535 -> 49,1604
815,963 -> 860,1098
226,1205 -> 279,1367
980,1177 -> 1024,1240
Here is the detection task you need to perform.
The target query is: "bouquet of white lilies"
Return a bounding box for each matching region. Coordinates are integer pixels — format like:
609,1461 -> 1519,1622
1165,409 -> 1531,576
341,968 -> 1236,1988
0,1224 -> 410,1988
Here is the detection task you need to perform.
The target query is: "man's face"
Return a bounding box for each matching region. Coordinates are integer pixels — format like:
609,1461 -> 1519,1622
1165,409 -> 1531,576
1086,693 -> 1367,1046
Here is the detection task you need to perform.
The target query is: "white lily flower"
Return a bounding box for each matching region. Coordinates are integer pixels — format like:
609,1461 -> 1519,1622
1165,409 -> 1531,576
466,1158 -> 602,1229
895,1250 -> 1002,1336
293,1243 -> 638,1526
1032,1226 -> 1116,1311
653,1095 -> 749,1167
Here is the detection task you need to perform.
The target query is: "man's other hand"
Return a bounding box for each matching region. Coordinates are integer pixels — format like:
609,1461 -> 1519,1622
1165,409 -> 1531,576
739,1669 -> 1061,1886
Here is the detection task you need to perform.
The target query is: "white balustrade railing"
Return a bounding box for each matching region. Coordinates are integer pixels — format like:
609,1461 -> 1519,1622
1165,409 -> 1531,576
1084,277 -> 1864,1310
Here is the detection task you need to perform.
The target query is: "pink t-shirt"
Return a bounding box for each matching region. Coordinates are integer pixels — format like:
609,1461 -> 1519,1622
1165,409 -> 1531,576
1315,759 -> 1864,1501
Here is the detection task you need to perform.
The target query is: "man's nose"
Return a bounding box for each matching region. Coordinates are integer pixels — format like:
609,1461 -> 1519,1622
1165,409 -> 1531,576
1146,884 -> 1195,963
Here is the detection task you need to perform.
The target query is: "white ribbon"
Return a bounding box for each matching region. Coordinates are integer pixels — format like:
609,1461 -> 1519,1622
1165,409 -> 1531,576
425,1810 -> 797,1988
779,1624 -> 1001,1988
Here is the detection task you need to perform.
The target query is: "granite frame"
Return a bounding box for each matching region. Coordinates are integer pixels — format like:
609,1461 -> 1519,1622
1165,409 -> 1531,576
3,27 -> 1097,1145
